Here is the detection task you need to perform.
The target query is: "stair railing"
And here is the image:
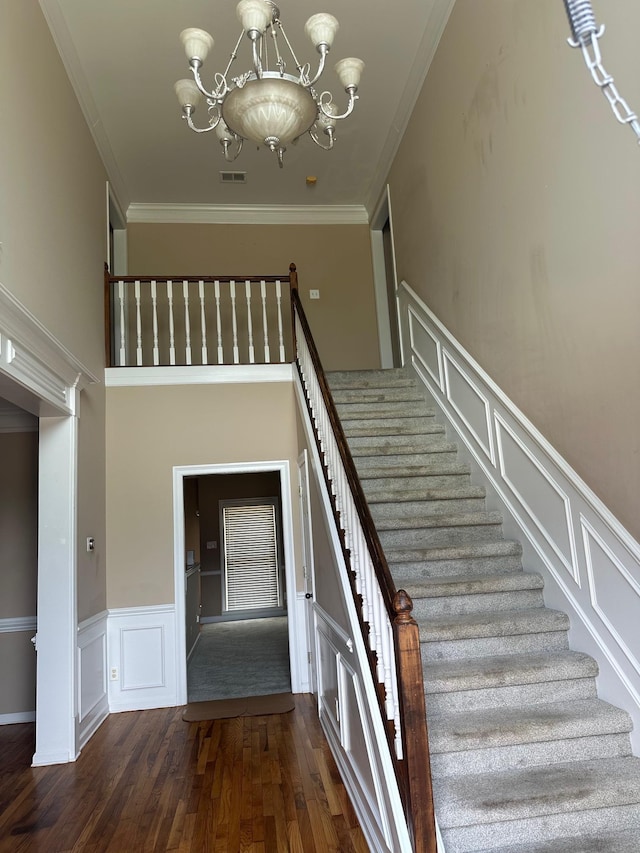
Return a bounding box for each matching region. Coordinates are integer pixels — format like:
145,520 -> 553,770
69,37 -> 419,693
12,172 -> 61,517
289,264 -> 437,853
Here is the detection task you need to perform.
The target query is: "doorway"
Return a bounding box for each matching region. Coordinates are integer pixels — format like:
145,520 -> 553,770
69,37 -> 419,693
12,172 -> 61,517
370,185 -> 403,368
173,460 -> 304,706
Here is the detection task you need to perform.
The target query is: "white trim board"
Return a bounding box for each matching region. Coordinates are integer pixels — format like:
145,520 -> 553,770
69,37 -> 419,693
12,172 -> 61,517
105,364 -> 294,387
172,460 -> 303,707
126,203 -> 369,226
399,278 -> 640,752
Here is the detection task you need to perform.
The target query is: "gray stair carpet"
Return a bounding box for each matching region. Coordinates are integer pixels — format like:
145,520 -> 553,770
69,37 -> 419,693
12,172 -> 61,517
326,368 -> 640,853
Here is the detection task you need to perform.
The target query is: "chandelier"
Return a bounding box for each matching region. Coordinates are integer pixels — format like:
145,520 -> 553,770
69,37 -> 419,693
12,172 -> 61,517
174,0 -> 364,167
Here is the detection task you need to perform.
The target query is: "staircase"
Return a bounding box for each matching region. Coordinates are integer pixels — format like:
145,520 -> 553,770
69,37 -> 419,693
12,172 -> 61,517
327,368 -> 640,853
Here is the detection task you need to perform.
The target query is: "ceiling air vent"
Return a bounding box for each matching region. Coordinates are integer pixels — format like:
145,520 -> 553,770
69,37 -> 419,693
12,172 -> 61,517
219,171 -> 247,184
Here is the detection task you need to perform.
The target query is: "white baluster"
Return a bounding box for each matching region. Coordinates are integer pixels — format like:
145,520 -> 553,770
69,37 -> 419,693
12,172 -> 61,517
118,280 -> 126,366
183,280 -> 192,365
245,280 -> 254,364
275,280 -> 285,362
198,280 -> 208,364
260,280 -> 270,363
134,280 -> 143,366
214,280 -> 223,364
151,280 -> 159,366
167,280 -> 176,365
230,280 -> 239,364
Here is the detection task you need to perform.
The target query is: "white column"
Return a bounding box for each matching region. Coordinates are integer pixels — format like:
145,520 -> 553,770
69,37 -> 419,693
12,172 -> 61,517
33,408 -> 79,765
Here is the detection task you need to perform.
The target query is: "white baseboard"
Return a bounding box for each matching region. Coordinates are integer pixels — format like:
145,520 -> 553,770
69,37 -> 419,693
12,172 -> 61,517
399,279 -> 640,751
0,711 -> 35,725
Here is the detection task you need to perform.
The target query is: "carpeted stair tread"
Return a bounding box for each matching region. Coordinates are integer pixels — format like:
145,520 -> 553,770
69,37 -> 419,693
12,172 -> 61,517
428,698 -> 632,754
435,755 -> 640,829
330,387 -> 425,404
417,607 -> 569,641
396,571 -> 543,598
424,651 -> 598,694
366,485 -> 486,503
351,441 -> 458,458
359,461 -> 470,478
347,434 -> 449,452
385,541 -> 522,563
343,420 -> 444,437
336,403 -> 437,420
480,827 -> 640,853
326,368 -> 414,389
375,510 -> 504,531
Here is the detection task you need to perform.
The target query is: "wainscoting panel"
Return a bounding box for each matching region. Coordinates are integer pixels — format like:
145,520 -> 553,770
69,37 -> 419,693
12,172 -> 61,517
107,605 -> 177,712
408,305 -> 443,391
77,611 -> 108,749
399,279 -> 640,749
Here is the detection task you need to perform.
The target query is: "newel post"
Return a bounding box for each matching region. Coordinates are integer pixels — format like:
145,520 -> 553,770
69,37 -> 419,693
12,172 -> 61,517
289,261 -> 298,355
104,262 -> 112,368
393,589 -> 437,853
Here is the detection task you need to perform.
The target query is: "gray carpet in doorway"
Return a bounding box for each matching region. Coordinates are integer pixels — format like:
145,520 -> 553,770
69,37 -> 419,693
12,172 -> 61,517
187,617 -> 291,703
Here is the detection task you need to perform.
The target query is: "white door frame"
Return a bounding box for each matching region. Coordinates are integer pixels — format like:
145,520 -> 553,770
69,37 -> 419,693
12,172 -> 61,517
370,184 -> 404,368
172,459 -> 303,706
297,450 -> 317,696
0,283 -> 98,765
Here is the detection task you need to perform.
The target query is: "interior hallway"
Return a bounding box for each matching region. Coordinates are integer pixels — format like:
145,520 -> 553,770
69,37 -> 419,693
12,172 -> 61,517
0,695 -> 368,852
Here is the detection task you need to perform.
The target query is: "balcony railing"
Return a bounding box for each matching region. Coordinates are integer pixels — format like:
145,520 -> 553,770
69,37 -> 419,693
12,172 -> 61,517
104,265 -> 293,367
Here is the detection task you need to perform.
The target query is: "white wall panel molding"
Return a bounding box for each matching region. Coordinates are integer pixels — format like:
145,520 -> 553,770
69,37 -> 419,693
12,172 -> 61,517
0,616 -> 37,634
495,413 -> 578,584
106,364 -> 294,388
77,611 -> 108,749
443,351 -> 495,466
408,305 -> 443,391
126,203 -> 369,226
399,279 -> 640,749
107,605 -> 177,713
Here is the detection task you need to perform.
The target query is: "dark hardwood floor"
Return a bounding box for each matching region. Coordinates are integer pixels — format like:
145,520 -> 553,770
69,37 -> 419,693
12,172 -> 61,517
0,695 -> 369,852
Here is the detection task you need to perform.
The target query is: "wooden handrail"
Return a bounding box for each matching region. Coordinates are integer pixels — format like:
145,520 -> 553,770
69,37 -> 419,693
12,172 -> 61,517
107,273 -> 287,283
290,278 -> 436,853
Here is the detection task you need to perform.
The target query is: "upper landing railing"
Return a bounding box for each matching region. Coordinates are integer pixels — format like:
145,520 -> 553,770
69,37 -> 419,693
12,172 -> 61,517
104,264 -> 292,367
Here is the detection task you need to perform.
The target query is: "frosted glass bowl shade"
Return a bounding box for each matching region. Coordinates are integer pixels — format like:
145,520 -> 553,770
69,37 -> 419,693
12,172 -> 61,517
236,0 -> 271,34
174,78 -> 202,109
180,28 -> 214,63
222,74 -> 318,147
335,57 -> 364,90
304,13 -> 339,48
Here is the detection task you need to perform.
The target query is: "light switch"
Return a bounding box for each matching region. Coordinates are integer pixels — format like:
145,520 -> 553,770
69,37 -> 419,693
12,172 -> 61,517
206,540 -> 218,549
309,289 -> 320,300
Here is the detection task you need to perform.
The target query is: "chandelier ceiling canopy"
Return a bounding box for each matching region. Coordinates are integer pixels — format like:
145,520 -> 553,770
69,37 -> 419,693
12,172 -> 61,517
174,0 -> 364,167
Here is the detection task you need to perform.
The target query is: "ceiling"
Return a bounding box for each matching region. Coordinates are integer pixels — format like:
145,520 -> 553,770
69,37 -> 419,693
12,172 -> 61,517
40,0 -> 454,220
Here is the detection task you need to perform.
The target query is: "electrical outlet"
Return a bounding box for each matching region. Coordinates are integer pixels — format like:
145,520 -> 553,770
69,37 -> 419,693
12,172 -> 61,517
110,667 -> 118,681
86,537 -> 95,552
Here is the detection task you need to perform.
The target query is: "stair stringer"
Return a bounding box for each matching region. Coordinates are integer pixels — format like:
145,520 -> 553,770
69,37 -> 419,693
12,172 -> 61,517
397,278 -> 640,752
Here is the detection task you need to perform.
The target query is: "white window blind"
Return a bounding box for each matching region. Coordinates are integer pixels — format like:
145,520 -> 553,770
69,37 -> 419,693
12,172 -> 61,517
222,502 -> 281,611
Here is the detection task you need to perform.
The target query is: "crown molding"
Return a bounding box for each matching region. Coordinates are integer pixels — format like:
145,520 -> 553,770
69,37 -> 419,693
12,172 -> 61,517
126,203 -> 369,226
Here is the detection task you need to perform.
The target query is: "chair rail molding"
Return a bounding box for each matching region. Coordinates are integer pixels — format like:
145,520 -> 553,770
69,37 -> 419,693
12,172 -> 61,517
398,279 -> 640,751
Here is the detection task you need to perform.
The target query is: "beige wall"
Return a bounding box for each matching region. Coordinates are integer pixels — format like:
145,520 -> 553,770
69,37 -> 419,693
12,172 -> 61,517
106,382 -> 302,608
0,1 -> 108,620
388,0 -> 640,540
127,223 -> 380,371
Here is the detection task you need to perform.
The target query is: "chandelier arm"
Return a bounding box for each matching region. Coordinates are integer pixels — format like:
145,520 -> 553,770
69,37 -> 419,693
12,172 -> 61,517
189,63 -> 222,102
309,127 -> 335,151
319,89 -> 358,121
184,112 -> 220,133
306,47 -> 328,87
222,137 -> 244,162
